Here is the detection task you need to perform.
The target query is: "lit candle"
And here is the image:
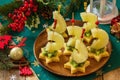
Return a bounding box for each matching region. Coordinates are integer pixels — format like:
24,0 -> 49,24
90,0 -> 93,12
100,0 -> 106,17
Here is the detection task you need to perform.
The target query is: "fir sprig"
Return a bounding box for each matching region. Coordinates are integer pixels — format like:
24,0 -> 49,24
0,50 -> 14,70
0,1 -> 23,17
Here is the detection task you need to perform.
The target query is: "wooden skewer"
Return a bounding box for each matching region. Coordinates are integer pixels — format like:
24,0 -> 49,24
71,12 -> 75,27
58,5 -> 61,13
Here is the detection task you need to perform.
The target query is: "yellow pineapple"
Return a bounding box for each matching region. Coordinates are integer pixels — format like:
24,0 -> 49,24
39,31 -> 64,64
50,11 -> 67,34
71,39 -> 88,63
80,12 -> 98,31
64,26 -> 82,55
91,28 -> 109,49
46,31 -> 65,51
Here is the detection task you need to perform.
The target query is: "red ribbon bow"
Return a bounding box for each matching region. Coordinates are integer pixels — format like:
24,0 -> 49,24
9,38 -> 27,48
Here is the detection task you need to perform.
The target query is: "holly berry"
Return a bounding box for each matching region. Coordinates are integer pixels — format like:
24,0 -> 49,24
70,19 -> 75,24
8,0 -> 38,32
95,21 -> 99,25
32,8 -> 37,12
8,13 -> 13,18
25,11 -> 31,16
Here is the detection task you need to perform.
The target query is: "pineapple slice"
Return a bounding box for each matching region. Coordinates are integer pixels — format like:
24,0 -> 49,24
66,26 -> 82,46
80,12 -> 97,23
91,28 -> 109,49
46,31 -> 64,52
67,26 -> 82,38
50,11 -> 66,33
80,12 -> 98,31
72,39 -> 88,63
64,26 -> 82,55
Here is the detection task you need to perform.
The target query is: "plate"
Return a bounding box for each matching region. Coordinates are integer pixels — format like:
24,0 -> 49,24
33,20 -> 112,77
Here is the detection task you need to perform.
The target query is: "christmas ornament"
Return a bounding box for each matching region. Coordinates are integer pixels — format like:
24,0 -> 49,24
19,66 -> 33,76
40,6 -> 53,19
9,47 -> 23,60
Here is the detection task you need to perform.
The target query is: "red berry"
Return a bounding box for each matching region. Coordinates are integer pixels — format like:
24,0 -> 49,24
32,7 -> 37,12
95,21 -> 99,25
8,13 -> 13,18
70,19 -> 75,23
14,19 -> 19,23
29,3 -> 33,8
24,2 -> 29,9
23,16 -> 27,21
25,11 -> 31,16
30,0 -> 33,3
22,6 -> 27,12
11,15 -> 17,20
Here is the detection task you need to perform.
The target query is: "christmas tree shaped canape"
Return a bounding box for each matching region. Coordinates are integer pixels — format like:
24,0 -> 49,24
48,5 -> 67,37
39,31 -> 64,64
64,39 -> 90,74
63,26 -> 82,55
87,28 -> 109,62
80,12 -> 98,44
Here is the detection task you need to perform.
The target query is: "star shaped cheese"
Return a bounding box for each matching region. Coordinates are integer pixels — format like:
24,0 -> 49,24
88,51 -> 109,62
63,43 -> 73,55
39,48 -> 62,64
64,60 -> 90,74
83,35 -> 93,44
87,47 -> 110,62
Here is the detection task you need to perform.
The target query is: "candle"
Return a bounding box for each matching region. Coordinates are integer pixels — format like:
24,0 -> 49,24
112,0 -> 116,14
113,0 -> 116,8
100,0 -> 106,17
90,0 -> 93,12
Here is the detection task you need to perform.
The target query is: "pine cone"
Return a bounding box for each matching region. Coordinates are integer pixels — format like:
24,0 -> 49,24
40,6 -> 53,19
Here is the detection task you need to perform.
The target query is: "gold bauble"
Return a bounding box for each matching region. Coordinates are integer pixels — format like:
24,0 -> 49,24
9,47 -> 23,60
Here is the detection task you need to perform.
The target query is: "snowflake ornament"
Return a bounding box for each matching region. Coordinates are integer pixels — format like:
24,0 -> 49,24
9,75 -> 17,80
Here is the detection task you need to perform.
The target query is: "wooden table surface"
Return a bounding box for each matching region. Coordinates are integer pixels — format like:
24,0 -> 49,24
0,67 -> 120,80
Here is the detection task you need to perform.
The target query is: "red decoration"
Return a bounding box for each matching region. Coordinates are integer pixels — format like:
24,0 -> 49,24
95,21 -> 99,25
70,19 -> 75,24
19,66 -> 33,76
81,28 -> 85,38
111,15 -> 120,26
0,35 -> 12,49
8,0 -> 38,32
53,19 -> 57,29
9,38 -> 27,48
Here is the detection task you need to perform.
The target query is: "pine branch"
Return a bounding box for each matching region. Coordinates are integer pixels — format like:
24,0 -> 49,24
64,0 -> 81,17
0,50 -> 14,70
0,1 -> 23,17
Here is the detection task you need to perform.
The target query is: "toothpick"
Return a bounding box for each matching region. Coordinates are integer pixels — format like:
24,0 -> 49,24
72,12 -> 74,19
71,12 -> 75,27
58,5 -> 61,13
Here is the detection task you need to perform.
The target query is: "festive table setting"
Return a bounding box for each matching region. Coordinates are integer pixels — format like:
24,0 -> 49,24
0,0 -> 120,80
